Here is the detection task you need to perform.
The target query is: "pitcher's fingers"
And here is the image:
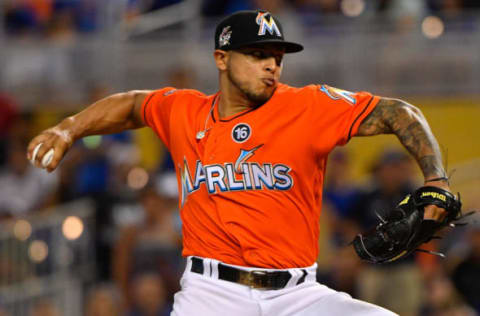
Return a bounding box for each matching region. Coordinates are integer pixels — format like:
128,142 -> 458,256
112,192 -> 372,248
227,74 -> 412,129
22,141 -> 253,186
30,143 -> 43,164
424,205 -> 446,221
45,142 -> 67,172
34,141 -> 54,167
27,134 -> 49,161
27,139 -> 39,160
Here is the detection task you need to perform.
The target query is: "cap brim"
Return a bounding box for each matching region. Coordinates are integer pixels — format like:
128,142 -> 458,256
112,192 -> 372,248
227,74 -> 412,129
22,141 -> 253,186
227,39 -> 304,53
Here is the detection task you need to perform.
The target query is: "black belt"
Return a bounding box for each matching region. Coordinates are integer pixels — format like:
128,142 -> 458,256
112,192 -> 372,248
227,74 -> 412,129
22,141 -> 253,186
190,257 -> 306,290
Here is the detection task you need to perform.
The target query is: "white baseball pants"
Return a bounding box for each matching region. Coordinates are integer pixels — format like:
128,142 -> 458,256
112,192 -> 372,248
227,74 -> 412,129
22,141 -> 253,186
171,257 -> 397,316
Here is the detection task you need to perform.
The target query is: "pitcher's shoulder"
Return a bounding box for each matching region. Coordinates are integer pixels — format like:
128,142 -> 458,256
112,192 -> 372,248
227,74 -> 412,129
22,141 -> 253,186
163,88 -> 206,99
161,88 -> 213,106
275,83 -> 321,99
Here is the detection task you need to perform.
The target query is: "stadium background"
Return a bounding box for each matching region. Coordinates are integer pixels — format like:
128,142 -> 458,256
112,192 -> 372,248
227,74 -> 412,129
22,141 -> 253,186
0,0 -> 479,315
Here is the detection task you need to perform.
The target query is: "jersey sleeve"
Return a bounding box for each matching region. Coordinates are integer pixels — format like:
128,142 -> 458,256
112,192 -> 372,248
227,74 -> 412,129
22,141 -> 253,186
312,84 -> 380,146
141,87 -> 178,149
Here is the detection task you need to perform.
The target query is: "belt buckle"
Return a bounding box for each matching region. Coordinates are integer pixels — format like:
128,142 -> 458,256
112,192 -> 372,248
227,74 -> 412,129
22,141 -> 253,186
250,270 -> 275,290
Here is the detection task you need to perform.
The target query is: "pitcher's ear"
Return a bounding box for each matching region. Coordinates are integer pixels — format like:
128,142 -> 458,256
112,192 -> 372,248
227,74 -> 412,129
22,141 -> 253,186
214,49 -> 229,71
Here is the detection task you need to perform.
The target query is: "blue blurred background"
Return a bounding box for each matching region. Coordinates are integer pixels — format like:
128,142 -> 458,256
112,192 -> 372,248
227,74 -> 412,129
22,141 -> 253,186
0,1 -> 480,315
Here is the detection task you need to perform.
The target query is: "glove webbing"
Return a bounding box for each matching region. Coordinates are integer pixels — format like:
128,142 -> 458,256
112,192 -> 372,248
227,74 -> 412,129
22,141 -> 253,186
352,186 -> 469,264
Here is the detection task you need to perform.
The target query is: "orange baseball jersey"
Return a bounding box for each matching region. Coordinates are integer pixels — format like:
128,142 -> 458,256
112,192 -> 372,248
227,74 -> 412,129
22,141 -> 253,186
141,83 -> 380,268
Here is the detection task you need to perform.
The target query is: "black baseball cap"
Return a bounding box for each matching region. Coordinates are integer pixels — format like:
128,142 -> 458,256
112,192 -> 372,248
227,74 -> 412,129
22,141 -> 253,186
214,10 -> 303,53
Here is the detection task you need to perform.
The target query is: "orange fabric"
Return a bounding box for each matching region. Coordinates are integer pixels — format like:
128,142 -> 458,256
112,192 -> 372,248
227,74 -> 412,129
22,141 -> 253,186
141,83 -> 380,268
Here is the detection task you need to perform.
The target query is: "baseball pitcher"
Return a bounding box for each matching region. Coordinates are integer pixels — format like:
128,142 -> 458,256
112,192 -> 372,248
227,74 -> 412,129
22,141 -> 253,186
28,10 -> 466,316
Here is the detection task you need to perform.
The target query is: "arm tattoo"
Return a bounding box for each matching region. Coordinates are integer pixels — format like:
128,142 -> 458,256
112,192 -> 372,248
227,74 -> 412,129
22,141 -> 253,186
357,98 -> 446,179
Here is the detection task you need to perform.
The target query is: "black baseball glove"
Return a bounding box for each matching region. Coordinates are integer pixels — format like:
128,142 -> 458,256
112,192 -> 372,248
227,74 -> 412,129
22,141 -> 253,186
352,186 -> 471,264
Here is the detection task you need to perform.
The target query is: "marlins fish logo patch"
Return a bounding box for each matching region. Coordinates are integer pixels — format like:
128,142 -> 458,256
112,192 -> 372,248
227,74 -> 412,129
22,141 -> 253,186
256,12 -> 282,37
319,85 -> 356,105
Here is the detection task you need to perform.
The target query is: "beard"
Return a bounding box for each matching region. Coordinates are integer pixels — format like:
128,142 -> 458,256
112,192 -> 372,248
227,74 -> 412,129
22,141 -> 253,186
227,68 -> 274,106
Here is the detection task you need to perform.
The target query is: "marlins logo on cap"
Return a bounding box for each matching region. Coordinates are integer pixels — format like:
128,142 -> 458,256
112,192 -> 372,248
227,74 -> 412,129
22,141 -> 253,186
256,12 -> 282,37
214,10 -> 303,53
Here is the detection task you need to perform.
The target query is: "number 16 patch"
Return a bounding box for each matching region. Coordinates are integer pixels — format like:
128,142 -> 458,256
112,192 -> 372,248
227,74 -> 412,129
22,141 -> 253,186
232,123 -> 251,143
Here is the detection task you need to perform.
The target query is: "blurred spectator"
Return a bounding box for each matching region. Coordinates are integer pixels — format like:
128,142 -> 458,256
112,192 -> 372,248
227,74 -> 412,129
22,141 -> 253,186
107,139 -> 142,194
317,245 -> 363,297
0,306 -> 8,316
84,283 -> 122,316
0,93 -> 19,167
127,0 -> 183,18
166,65 -> 196,90
0,93 -> 19,136
292,0 -> 340,14
4,1 -> 40,36
377,0 -> 427,20
421,273 -> 476,316
148,0 -> 184,11
435,0 -> 480,34
0,139 -> 58,220
113,175 -> 182,307
127,273 -> 172,316
44,3 -> 76,42
253,0 -> 286,13
324,148 -> 360,218
85,83 -> 110,103
322,148 -> 361,250
451,223 -> 480,313
439,0 -> 464,16
29,299 -> 60,316
350,149 -> 416,229
58,133 -> 127,280
201,0 -> 254,16
58,139 -> 110,201
463,0 -> 480,9
351,149 -> 422,316
74,0 -> 98,33
384,0 -> 427,32
4,0 -> 99,37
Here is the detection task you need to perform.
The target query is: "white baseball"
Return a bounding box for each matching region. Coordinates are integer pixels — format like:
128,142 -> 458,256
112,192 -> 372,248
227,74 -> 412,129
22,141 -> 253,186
42,148 -> 55,167
30,143 -> 55,168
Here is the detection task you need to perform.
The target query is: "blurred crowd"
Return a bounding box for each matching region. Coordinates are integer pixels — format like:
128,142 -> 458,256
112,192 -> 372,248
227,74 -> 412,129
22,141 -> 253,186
3,0 -> 480,38
1,74 -> 480,316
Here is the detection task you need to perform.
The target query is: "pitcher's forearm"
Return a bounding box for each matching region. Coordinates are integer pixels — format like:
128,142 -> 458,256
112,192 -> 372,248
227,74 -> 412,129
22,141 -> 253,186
59,91 -> 146,141
27,90 -> 150,172
387,100 -> 446,180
